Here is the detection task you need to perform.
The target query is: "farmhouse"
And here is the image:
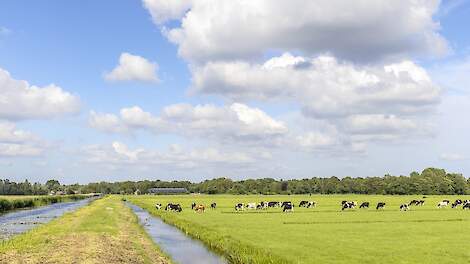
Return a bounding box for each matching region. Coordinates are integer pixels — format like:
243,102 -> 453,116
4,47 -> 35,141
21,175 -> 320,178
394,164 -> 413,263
148,187 -> 188,194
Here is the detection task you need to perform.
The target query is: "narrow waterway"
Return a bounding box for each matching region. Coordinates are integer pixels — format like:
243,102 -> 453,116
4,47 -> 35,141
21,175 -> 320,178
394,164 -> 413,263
0,197 -> 96,240
127,203 -> 227,264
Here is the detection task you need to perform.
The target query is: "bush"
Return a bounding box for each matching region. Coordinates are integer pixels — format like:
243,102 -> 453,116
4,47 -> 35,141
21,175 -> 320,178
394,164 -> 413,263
0,199 -> 12,212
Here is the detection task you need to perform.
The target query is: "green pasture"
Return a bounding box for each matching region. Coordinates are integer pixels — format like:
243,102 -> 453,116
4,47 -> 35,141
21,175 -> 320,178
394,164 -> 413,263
128,194 -> 470,264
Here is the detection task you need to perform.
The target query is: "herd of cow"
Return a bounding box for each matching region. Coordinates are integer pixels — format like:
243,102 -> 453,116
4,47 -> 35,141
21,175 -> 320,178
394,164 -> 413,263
155,198 -> 470,213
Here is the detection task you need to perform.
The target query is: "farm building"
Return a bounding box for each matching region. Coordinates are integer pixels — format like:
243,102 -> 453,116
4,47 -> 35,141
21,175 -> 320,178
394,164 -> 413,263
148,187 -> 188,194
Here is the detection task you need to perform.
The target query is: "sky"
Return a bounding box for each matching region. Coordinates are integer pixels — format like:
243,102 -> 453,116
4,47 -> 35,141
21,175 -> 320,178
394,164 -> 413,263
0,0 -> 470,184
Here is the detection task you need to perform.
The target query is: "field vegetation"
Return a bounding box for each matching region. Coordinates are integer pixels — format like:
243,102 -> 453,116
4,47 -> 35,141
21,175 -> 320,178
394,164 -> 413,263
129,194 -> 470,264
0,194 -> 90,214
0,196 -> 170,264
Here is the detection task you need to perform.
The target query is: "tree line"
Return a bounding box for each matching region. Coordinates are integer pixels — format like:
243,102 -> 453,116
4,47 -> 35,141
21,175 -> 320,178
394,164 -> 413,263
1,168 -> 469,196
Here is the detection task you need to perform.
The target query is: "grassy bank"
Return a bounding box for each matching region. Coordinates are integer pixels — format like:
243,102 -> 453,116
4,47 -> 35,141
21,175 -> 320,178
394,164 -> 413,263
0,196 -> 170,264
129,194 -> 470,264
0,195 -> 90,214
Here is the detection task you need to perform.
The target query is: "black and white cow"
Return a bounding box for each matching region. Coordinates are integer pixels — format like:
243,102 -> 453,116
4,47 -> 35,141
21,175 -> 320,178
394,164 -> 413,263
359,202 -> 369,209
282,203 -> 294,212
281,201 -> 293,208
268,201 -> 280,208
437,200 -> 450,208
210,202 -> 217,209
235,203 -> 244,211
299,201 -> 316,208
306,201 -> 316,208
246,203 -> 257,210
417,200 -> 425,206
165,203 -> 182,212
155,203 -> 162,210
400,204 -> 409,211
376,202 -> 386,210
191,202 -> 196,210
463,202 -> 470,210
342,201 -> 357,210
408,200 -> 419,206
451,199 -> 463,208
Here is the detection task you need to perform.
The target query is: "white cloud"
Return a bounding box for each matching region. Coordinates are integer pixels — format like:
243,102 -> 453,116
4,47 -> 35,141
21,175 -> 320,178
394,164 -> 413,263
192,53 -> 440,119
143,0 -> 193,24
89,103 -> 288,143
0,68 -> 80,121
0,121 -> 37,143
0,121 -> 45,157
82,141 -> 259,168
146,0 -> 448,63
0,143 -> 44,157
440,153 -> 466,161
104,53 -> 159,83
89,111 -> 129,134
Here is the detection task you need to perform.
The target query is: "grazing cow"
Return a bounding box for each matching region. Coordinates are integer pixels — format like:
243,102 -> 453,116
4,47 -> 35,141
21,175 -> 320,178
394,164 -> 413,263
376,202 -> 386,210
299,201 -> 309,207
342,201 -> 357,210
194,204 -> 205,213
463,203 -> 470,210
451,199 -> 463,208
155,203 -> 162,210
417,200 -> 425,206
437,200 -> 450,208
246,203 -> 257,210
268,201 -> 280,208
359,202 -> 369,209
400,204 -> 409,211
258,201 -> 268,210
282,203 -> 294,212
235,203 -> 244,211
165,203 -> 182,212
191,202 -> 196,210
281,201 -> 293,208
306,201 -> 316,208
210,202 -> 217,209
408,200 -> 419,206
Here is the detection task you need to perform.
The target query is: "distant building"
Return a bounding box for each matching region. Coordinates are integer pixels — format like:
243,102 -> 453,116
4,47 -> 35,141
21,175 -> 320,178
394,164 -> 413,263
148,187 -> 188,194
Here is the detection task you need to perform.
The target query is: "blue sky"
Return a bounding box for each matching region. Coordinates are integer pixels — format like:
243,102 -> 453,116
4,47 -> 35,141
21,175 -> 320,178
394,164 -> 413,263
1,0 -> 470,184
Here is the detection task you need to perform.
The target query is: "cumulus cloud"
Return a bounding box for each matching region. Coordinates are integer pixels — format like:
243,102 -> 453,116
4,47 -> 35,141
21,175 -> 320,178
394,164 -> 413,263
89,111 -> 129,134
82,141 -> 259,168
0,121 -> 37,143
143,0 -> 192,24
440,153 -> 466,161
104,53 -> 159,83
0,121 -> 46,157
0,68 -> 80,121
192,53 -> 440,118
89,103 -> 288,143
146,0 -> 448,63
0,143 -> 44,157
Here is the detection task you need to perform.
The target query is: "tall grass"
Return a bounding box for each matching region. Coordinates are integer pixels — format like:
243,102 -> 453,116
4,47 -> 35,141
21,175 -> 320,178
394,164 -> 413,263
0,195 -> 89,213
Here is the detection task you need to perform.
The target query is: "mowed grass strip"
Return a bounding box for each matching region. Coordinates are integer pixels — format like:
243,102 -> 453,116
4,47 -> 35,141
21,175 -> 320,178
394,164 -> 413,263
0,196 -> 170,264
128,194 -> 470,264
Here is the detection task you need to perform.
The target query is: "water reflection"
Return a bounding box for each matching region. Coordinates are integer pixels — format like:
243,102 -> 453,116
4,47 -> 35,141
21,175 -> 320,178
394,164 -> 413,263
127,203 -> 227,264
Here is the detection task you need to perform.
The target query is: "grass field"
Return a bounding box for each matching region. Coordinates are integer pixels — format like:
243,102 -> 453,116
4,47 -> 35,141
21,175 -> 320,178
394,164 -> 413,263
0,196 -> 170,264
128,194 -> 470,264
